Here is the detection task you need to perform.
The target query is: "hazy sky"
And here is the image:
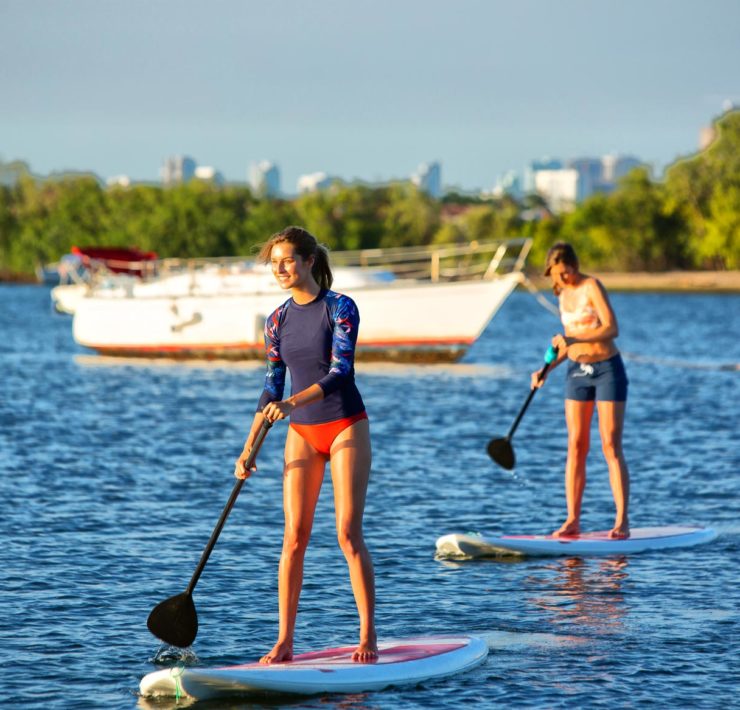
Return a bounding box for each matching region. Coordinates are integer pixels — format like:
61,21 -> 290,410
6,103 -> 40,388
1,0 -> 739,191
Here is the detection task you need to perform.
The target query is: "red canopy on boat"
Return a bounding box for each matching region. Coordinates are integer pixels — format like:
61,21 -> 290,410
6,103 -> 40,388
70,246 -> 158,275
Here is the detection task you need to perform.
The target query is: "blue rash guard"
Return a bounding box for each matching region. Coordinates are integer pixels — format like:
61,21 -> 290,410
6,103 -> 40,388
256,289 -> 366,425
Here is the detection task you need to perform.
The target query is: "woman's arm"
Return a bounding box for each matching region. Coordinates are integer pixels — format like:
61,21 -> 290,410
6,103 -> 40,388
256,306 -> 288,412
235,411 -> 267,478
316,294 -> 360,396
236,307 -> 286,477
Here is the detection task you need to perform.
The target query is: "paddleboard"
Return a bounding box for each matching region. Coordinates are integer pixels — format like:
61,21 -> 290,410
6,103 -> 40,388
140,634 -> 488,700
436,526 -> 718,558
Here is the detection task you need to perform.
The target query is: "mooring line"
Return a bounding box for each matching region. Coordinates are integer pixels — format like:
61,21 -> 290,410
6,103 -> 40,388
622,352 -> 739,371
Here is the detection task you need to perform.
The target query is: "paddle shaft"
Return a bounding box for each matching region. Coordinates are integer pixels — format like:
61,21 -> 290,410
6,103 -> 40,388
505,357 -> 555,440
184,419 -> 272,596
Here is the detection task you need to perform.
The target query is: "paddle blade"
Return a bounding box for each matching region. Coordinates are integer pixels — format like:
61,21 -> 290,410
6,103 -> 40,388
147,591 -> 198,648
487,437 -> 515,470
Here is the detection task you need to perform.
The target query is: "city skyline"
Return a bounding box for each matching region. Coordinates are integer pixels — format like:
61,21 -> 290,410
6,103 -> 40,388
1,1 -> 739,192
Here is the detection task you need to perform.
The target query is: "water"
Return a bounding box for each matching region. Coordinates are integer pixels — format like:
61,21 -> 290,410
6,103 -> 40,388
1,285 -> 738,709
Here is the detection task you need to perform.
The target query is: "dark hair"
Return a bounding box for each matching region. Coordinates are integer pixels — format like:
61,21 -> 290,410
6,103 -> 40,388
258,226 -> 333,290
544,242 -> 579,295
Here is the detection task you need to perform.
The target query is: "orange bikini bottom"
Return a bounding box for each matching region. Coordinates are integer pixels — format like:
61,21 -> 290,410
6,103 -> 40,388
290,411 -> 368,456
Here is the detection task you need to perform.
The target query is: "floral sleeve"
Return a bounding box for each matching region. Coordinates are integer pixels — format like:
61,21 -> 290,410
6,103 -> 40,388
257,305 -> 287,411
317,293 -> 359,396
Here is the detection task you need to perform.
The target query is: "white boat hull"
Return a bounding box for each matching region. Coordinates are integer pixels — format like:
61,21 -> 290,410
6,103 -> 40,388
73,273 -> 521,362
51,284 -> 88,315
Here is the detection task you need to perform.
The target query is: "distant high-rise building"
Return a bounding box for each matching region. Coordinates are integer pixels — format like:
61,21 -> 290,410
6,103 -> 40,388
534,169 -> 579,213
491,170 -> 523,199
411,161 -> 442,198
523,158 -> 562,194
569,157 -> 603,202
161,155 -> 196,185
249,161 -> 281,197
194,165 -> 225,185
601,154 -> 642,183
527,154 -> 644,210
297,171 -> 333,194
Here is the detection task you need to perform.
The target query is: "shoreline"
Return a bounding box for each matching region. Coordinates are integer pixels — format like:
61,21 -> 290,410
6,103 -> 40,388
523,270 -> 740,293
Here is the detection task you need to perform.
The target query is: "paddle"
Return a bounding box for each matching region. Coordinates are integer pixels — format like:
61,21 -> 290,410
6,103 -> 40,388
147,418 -> 273,648
487,345 -> 558,470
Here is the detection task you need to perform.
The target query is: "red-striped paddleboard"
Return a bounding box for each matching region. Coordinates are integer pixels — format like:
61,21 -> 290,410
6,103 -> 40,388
435,526 -> 718,558
140,635 -> 488,700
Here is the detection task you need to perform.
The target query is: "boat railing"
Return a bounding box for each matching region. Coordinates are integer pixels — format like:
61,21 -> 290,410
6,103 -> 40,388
329,237 -> 532,282
57,255 -> 161,286
83,237 -> 532,291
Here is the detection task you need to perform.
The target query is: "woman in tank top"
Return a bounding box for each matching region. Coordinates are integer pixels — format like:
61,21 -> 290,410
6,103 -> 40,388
235,226 -> 377,664
531,242 -> 630,539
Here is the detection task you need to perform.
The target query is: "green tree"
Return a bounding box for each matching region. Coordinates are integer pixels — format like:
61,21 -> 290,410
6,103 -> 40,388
237,198 -> 300,256
700,184 -> 740,269
379,183 -> 439,248
664,109 -> 740,268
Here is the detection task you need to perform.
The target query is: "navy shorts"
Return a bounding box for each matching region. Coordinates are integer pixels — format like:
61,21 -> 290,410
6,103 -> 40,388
565,354 -> 628,402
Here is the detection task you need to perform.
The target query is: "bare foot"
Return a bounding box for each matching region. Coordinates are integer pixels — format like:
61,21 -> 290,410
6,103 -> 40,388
352,633 -> 378,663
260,640 -> 293,664
552,520 -> 580,538
352,631 -> 378,663
608,523 -> 630,539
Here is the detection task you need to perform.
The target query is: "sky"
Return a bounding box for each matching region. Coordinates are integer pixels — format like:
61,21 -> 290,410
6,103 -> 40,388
1,0 -> 739,193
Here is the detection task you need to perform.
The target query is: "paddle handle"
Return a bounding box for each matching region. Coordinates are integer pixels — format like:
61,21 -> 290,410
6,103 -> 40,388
506,346 -> 558,439
185,418 -> 273,595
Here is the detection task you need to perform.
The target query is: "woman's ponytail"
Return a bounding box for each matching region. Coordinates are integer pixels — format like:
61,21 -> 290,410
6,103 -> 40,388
312,244 -> 333,290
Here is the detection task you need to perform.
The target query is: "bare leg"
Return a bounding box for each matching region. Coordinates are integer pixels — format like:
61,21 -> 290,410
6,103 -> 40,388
597,400 -> 630,539
553,400 -> 594,537
261,429 -> 326,664
330,418 -> 377,662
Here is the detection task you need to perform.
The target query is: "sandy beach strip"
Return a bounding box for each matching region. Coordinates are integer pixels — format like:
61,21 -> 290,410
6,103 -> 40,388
524,270 -> 740,293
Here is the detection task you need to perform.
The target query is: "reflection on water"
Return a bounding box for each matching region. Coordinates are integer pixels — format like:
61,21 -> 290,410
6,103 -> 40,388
482,629 -> 585,650
525,557 -> 629,634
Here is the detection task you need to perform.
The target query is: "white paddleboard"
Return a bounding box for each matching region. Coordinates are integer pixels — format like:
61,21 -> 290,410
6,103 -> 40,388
436,526 -> 718,558
140,635 -> 488,700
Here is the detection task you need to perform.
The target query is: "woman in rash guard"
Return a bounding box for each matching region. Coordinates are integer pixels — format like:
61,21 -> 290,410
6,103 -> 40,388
235,226 -> 377,663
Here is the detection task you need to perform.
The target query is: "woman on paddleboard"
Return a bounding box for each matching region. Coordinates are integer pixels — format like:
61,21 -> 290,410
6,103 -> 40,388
531,242 -> 630,539
235,226 -> 377,664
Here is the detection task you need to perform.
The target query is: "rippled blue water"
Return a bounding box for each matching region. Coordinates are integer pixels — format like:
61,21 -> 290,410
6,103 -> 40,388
1,285 -> 738,709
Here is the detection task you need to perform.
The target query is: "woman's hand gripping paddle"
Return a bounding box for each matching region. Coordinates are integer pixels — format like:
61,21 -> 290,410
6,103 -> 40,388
487,346 -> 558,469
147,419 -> 273,648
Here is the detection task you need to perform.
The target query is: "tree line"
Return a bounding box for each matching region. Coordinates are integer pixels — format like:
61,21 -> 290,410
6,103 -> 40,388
1,110 -> 737,280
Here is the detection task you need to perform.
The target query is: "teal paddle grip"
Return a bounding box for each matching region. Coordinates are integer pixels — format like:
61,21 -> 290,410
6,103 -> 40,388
543,345 -> 558,364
